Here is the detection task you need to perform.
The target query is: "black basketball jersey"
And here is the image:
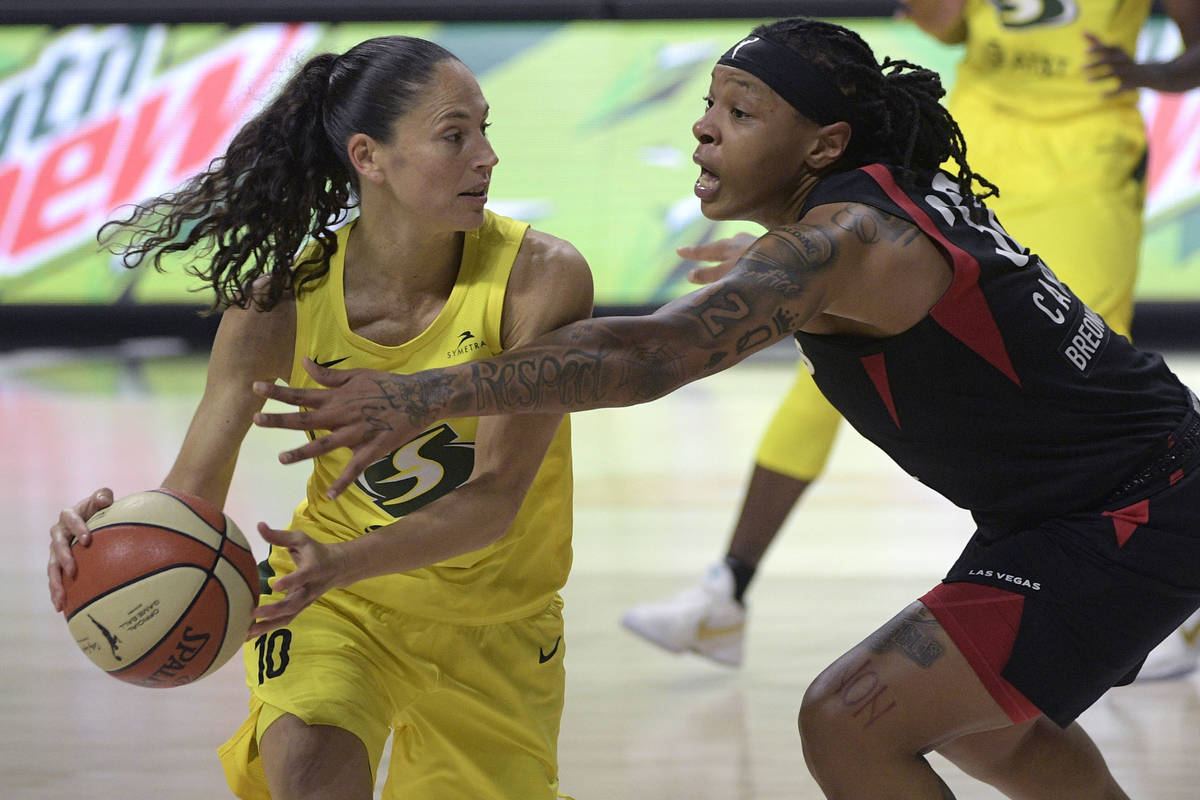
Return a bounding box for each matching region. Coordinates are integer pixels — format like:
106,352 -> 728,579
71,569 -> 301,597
793,164 -> 1191,532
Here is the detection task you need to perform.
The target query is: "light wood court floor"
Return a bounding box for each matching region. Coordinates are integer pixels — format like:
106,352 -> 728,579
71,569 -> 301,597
4,341 -> 1200,799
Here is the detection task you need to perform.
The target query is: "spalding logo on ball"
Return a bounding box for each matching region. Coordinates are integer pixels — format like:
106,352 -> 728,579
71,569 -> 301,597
60,489 -> 258,688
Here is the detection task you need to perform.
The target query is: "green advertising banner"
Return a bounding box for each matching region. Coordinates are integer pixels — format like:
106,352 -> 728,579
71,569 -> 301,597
0,19 -> 1196,308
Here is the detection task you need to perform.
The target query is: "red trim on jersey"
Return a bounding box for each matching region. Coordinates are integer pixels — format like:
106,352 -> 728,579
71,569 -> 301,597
860,352 -> 900,428
1103,498 -> 1151,547
921,582 -> 1042,724
860,164 -> 1021,387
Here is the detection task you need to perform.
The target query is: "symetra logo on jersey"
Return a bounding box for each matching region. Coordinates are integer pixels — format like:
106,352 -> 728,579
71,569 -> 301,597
446,330 -> 487,359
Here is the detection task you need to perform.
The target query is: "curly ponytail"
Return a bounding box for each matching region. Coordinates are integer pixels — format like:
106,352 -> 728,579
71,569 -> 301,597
101,36 -> 459,311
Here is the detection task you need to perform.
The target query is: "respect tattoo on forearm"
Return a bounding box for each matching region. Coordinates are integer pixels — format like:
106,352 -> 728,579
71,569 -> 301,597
462,321 -> 689,415
469,347 -> 605,413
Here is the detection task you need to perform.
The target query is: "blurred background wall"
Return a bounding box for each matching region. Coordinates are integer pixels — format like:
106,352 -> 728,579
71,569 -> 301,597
0,1 -> 1195,349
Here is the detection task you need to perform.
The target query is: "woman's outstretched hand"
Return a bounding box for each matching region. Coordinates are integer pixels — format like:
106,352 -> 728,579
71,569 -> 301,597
246,522 -> 348,638
253,358 -> 438,498
678,232 -> 758,285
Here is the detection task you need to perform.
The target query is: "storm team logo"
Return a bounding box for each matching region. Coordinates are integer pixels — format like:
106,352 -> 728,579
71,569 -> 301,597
992,0 -> 1078,28
356,423 -> 475,517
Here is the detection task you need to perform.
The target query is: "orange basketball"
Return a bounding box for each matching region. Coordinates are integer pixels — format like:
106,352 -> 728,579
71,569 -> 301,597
61,488 -> 258,688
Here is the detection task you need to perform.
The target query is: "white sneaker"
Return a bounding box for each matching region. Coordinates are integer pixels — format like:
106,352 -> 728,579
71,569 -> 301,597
620,562 -> 746,667
1137,609 -> 1200,681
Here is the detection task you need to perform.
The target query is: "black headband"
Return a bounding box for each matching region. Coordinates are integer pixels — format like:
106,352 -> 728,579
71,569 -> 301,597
716,35 -> 848,125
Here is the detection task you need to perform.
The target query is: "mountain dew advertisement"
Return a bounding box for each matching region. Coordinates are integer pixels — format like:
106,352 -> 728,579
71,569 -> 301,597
0,18 -> 1196,307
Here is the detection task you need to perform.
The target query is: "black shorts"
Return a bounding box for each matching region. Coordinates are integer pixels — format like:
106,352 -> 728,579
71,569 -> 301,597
924,404 -> 1200,728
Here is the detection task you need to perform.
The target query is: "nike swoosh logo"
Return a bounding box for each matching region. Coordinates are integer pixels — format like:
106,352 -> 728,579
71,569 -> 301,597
538,636 -> 562,664
314,356 -> 350,369
695,620 -> 743,641
1182,621 -> 1200,647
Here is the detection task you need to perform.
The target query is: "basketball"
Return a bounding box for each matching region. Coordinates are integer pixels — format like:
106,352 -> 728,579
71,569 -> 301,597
60,488 -> 259,688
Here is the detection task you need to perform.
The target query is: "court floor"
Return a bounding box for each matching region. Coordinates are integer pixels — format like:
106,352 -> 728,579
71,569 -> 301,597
4,341 -> 1199,799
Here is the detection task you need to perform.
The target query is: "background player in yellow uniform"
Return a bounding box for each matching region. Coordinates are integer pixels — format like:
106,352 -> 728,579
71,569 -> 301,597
621,0 -> 1200,675
46,36 -> 593,800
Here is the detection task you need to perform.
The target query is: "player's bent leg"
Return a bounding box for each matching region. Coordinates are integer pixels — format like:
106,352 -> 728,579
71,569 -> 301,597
798,601 -> 1015,799
259,712 -> 374,800
937,717 -> 1129,800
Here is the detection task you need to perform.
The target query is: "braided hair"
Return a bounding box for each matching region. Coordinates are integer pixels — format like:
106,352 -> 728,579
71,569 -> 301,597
754,18 -> 998,210
100,36 -> 460,311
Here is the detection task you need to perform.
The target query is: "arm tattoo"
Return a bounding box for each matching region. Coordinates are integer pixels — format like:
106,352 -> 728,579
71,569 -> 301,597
469,348 -> 606,412
697,290 -> 751,336
372,373 -> 457,429
392,222 -> 841,421
464,321 -> 686,414
614,341 -> 686,401
737,223 -> 836,298
831,203 -> 921,246
771,307 -> 801,335
736,326 -> 774,354
866,607 -> 946,668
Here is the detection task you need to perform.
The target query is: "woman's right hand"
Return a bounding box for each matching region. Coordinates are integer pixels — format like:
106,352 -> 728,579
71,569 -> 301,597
48,487 -> 113,612
678,232 -> 758,285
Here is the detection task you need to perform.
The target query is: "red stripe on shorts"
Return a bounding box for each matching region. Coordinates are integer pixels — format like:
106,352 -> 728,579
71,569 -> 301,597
920,582 -> 1042,724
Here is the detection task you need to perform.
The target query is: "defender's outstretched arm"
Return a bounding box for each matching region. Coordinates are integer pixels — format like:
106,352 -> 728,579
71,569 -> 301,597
254,223 -> 844,497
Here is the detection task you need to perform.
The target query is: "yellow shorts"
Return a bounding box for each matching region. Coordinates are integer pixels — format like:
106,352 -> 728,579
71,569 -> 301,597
218,588 -> 568,800
754,360 -> 842,482
951,91 -> 1145,338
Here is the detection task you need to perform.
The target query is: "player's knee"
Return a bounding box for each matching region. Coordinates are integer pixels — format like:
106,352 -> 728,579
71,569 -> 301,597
260,716 -> 372,800
799,660 -> 912,768
798,670 -> 858,770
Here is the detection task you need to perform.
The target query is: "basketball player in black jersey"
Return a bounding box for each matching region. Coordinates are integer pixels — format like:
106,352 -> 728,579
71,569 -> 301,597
251,17 -> 1200,800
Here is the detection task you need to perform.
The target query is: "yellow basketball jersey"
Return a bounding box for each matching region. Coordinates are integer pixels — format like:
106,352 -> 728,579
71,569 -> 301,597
955,0 -> 1150,118
277,210 -> 573,623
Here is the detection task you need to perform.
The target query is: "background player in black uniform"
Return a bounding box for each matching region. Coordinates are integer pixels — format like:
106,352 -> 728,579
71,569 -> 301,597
250,17 -> 1200,800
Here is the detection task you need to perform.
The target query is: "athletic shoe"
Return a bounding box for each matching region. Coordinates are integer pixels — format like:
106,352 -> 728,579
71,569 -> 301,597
1136,609 -> 1200,681
620,562 -> 746,667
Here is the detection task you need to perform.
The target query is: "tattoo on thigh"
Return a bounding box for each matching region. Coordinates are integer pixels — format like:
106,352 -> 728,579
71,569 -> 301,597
832,658 -> 898,730
867,608 -> 945,668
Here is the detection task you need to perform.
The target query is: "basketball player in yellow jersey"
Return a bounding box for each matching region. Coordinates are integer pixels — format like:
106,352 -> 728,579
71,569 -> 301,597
46,37 -> 592,800
621,0 -> 1200,672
